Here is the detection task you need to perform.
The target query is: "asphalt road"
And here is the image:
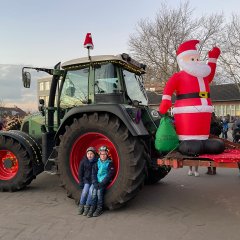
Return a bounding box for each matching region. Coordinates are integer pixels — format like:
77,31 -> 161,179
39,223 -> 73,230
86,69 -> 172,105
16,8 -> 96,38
0,167 -> 240,240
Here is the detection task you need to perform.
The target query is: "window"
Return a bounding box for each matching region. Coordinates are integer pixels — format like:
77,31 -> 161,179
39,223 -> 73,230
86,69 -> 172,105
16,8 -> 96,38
123,69 -> 148,105
226,105 -> 230,115
230,104 -> 235,116
236,104 -> 240,116
94,63 -> 120,94
60,67 -> 89,108
39,82 -> 44,91
45,96 -> 49,105
45,81 -> 50,91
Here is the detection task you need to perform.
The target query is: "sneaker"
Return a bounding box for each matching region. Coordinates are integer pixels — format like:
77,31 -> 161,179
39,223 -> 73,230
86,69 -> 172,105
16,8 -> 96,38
78,204 -> 84,215
87,206 -> 96,218
82,205 -> 90,216
194,171 -> 200,177
188,170 -> 193,176
93,206 -> 103,217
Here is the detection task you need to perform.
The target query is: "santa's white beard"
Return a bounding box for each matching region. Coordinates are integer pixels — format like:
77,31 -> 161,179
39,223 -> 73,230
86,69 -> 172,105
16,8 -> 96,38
178,59 -> 211,78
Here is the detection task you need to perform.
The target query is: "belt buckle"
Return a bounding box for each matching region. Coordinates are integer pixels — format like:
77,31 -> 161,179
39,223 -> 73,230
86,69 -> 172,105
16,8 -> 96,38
199,91 -> 208,98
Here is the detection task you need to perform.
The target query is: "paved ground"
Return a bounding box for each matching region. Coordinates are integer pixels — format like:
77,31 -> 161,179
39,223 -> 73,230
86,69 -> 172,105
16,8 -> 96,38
0,166 -> 240,240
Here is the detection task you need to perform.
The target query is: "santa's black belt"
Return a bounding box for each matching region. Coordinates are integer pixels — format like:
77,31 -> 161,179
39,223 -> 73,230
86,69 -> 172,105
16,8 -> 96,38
176,92 -> 210,100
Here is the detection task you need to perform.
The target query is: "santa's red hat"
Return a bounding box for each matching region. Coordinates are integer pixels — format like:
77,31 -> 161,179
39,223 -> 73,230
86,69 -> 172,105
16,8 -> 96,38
177,40 -> 200,59
84,33 -> 94,49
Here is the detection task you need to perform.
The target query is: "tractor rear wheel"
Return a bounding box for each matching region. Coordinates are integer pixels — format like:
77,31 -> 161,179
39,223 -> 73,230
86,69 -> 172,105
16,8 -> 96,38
0,135 -> 34,191
57,113 -> 146,209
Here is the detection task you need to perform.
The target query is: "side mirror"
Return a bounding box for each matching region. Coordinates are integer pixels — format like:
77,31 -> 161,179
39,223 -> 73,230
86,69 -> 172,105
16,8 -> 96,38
38,99 -> 45,116
22,71 -> 31,88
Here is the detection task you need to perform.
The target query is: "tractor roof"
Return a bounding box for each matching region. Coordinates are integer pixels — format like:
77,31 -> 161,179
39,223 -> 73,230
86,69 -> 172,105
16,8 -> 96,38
61,54 -> 146,74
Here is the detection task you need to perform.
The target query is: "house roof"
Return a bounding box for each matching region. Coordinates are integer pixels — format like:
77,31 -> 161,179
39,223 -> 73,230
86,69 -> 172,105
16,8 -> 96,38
210,84 -> 240,101
0,107 -> 27,117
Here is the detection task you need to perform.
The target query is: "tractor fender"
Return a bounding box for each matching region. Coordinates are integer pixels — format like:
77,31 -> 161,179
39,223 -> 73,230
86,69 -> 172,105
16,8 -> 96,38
56,104 -> 149,143
0,130 -> 44,176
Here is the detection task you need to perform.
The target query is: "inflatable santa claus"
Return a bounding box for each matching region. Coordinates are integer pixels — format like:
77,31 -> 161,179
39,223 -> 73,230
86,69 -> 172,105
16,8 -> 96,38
159,40 -> 224,155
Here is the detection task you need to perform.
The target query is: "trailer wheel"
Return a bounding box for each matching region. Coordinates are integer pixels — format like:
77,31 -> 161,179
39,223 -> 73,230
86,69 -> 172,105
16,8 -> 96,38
0,135 -> 34,191
57,113 -> 146,209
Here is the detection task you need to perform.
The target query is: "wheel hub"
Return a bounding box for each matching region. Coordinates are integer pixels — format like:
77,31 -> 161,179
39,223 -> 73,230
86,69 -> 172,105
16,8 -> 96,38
0,150 -> 19,180
3,158 -> 14,169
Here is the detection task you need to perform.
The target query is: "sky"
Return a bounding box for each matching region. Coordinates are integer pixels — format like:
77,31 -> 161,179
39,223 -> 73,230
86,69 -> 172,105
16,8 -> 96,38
0,0 -> 240,111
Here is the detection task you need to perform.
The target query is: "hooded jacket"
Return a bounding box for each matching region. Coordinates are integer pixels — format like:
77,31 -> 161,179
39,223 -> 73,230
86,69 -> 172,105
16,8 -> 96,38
92,158 -> 114,188
78,155 -> 98,185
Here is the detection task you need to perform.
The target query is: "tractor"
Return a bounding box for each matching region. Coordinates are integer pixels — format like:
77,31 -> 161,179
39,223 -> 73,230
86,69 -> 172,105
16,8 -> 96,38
0,53 -> 170,209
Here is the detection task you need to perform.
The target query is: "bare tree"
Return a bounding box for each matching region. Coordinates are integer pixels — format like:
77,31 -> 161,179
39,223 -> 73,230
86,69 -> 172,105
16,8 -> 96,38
128,1 -> 224,85
0,99 -> 5,108
0,99 -> 5,121
219,14 -> 240,90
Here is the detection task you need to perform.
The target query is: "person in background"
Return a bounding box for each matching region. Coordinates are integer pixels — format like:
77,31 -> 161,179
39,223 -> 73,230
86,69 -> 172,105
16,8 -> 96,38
210,112 -> 222,137
207,112 -> 221,175
221,117 -> 229,139
188,166 -> 199,177
232,117 -> 240,143
78,147 -> 98,216
206,166 -> 217,175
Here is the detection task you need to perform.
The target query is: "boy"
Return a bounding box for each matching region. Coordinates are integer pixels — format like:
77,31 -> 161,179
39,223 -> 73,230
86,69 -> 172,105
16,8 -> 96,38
87,146 -> 114,217
78,147 -> 98,215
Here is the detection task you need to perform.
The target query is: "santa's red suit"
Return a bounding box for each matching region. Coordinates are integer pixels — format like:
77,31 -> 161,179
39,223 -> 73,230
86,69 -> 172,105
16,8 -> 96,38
159,40 -> 220,141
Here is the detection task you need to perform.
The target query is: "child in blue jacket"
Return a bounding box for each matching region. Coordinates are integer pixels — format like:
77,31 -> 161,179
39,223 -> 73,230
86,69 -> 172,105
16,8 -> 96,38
87,146 -> 114,217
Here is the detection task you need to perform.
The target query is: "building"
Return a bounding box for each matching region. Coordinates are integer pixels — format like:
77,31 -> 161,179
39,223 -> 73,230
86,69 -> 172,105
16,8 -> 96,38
38,76 -> 52,105
211,84 -> 240,118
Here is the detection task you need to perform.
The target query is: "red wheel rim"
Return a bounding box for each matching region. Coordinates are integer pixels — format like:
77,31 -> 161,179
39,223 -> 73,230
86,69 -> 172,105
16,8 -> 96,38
0,150 -> 19,180
70,132 -> 119,188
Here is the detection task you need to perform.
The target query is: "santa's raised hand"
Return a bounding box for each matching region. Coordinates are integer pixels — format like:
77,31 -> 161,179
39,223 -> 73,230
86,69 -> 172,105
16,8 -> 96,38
208,47 -> 221,61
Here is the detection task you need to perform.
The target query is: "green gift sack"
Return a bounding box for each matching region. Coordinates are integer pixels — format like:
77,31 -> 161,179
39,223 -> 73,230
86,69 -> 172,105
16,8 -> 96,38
155,116 -> 179,152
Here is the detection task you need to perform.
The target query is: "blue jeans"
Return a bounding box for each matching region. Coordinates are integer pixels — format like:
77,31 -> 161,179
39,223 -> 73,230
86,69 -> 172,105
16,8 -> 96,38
222,130 -> 228,139
79,184 -> 94,205
91,187 -> 105,207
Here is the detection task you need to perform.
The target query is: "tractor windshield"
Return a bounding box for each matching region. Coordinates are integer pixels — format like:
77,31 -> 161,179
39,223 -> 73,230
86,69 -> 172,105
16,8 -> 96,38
123,69 -> 148,106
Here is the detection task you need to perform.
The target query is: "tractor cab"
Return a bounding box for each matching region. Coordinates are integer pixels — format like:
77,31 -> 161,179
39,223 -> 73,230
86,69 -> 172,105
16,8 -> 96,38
59,54 -> 148,108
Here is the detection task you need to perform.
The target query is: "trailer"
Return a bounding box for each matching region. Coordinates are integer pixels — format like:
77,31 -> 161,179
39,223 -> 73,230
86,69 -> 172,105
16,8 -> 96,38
158,137 -> 240,170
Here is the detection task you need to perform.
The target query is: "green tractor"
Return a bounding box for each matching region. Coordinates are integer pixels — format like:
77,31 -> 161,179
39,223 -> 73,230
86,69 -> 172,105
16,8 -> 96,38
0,53 -> 170,209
